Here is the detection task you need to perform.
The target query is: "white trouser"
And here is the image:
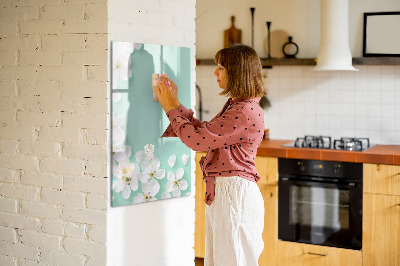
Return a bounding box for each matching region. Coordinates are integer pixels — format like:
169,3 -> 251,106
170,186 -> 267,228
205,176 -> 264,266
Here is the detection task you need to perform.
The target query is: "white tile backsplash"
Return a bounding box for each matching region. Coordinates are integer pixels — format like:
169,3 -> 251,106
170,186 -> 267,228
196,65 -> 400,144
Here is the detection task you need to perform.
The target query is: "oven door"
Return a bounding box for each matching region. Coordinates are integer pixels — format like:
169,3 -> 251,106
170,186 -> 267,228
278,176 -> 362,250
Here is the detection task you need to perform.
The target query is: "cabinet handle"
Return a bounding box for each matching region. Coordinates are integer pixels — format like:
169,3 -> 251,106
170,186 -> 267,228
307,252 -> 328,257
397,204 -> 400,207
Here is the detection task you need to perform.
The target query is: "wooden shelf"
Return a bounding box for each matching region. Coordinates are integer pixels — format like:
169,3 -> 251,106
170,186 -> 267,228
196,57 -> 400,67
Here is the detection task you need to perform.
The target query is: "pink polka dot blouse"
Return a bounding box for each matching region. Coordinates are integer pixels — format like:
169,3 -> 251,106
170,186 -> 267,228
161,97 -> 265,205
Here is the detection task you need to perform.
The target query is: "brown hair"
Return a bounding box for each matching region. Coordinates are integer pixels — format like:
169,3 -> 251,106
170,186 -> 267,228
214,44 -> 266,99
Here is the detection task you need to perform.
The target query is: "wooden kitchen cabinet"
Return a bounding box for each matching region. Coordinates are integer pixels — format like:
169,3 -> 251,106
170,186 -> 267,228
276,241 -> 362,266
195,152 -> 207,258
363,163 -> 400,196
363,163 -> 400,266
363,190 -> 400,266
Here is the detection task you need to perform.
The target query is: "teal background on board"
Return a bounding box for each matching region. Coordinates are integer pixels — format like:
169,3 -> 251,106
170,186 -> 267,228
111,43 -> 192,207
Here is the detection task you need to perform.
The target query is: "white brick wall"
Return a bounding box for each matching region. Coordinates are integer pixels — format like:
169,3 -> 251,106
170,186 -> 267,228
0,0 -> 108,265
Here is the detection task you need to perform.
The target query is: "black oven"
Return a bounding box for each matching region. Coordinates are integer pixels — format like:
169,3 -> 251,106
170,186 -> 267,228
278,158 -> 363,250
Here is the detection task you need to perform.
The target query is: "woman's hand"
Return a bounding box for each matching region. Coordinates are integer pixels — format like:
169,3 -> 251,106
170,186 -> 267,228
161,76 -> 180,109
153,77 -> 175,114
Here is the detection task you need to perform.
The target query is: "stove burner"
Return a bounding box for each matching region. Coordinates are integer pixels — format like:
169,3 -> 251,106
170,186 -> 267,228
295,135 -> 332,149
333,137 -> 370,151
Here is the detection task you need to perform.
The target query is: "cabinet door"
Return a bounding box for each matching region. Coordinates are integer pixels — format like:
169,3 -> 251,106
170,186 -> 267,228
364,164 -> 400,196
255,156 -> 278,186
363,193 -> 400,266
277,241 -> 362,266
259,185 -> 278,266
195,152 -> 207,258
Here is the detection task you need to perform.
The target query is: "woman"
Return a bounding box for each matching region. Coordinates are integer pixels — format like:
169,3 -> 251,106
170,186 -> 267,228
154,44 -> 266,266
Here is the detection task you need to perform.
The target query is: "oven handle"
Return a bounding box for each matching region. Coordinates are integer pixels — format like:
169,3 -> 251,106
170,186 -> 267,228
280,177 -> 357,189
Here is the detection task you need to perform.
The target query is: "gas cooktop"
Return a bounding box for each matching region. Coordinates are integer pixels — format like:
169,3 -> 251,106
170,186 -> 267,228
282,135 -> 375,151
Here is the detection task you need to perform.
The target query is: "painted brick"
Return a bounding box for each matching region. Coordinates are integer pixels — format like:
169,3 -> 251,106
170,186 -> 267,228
0,255 -> 16,266
0,110 -> 16,125
16,111 -> 60,127
85,34 -> 108,52
0,81 -> 16,96
0,51 -> 17,65
64,175 -> 107,194
86,129 -> 107,145
18,80 -> 61,97
42,34 -> 85,51
82,98 -> 108,113
0,125 -> 34,141
38,127 -> 80,143
0,66 -> 37,81
18,259 -> 42,266
19,140 -> 58,157
6,96 -> 40,112
41,219 -> 64,236
0,241 -> 39,261
41,4 -> 84,20
61,207 -> 106,226
63,237 -> 106,257
19,230 -> 61,251
62,19 -> 107,34
63,144 -> 107,162
41,188 -> 85,208
61,81 -> 107,98
0,138 -> 18,154
20,21 -> 61,35
87,225 -> 106,243
37,66 -> 84,82
63,113 -> 106,129
0,183 -> 39,201
87,193 -> 107,210
19,51 -> 62,66
21,171 -> 62,189
40,158 -> 84,176
40,249 -> 85,266
0,212 -> 41,231
2,0 -> 62,6
20,200 -> 61,219
85,65 -> 107,81
38,96 -> 84,113
0,7 -> 39,22
85,3 -> 108,20
0,36 -> 40,52
0,154 -> 39,171
86,255 -> 106,266
64,222 -> 85,239
85,160 -> 107,177
0,168 -> 15,183
0,226 -> 16,243
63,50 -> 107,65
0,196 -> 17,213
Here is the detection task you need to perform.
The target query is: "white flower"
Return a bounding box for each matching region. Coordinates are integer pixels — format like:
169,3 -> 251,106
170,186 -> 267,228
135,150 -> 145,164
112,114 -> 127,152
182,154 -> 189,166
133,179 -> 159,203
144,144 -> 155,161
113,161 -> 141,199
166,168 -> 188,197
140,157 -> 165,183
161,191 -> 171,200
112,42 -> 134,90
168,154 -> 176,168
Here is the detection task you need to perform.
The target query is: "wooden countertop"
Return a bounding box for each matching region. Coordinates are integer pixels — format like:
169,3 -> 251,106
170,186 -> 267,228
256,139 -> 400,165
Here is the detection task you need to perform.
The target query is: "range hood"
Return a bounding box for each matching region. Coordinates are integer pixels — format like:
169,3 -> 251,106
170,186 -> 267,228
314,0 -> 358,71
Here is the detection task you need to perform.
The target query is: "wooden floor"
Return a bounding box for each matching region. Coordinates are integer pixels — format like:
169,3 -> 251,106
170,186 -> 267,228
195,257 -> 204,266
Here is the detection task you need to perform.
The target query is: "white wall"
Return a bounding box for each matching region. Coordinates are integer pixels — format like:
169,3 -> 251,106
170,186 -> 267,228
196,0 -> 400,145
196,0 -> 400,58
0,1 -> 108,265
107,1 -> 196,266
